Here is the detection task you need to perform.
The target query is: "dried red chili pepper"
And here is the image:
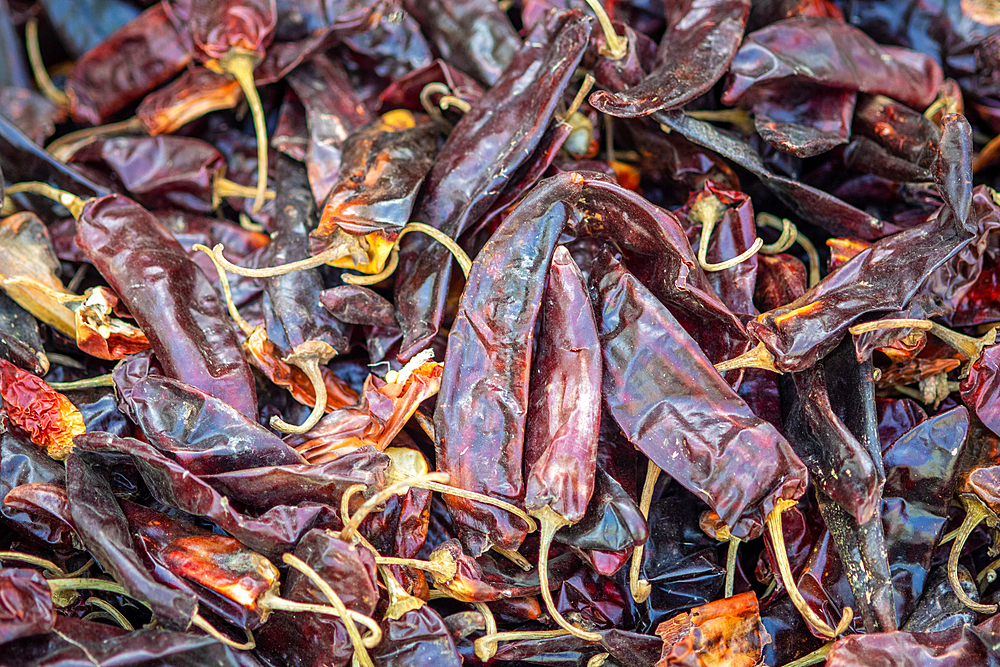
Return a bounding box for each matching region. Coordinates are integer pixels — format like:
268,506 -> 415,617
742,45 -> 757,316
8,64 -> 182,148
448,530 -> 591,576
0,359 -> 84,461
64,1 -> 194,126
590,0 -> 751,118
74,194 -> 258,418
188,0 -> 276,214
394,9 -> 591,358
591,248 -> 807,540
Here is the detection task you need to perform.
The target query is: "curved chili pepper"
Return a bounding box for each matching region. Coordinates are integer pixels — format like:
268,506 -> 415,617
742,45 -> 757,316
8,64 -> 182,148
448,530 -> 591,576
65,450 -> 199,631
65,0 -> 194,126
394,9 -> 591,359
189,0 -> 276,214
0,435 -> 73,551
75,194 -> 258,418
120,375 -> 304,475
74,431 -> 339,558
590,248 -> 808,540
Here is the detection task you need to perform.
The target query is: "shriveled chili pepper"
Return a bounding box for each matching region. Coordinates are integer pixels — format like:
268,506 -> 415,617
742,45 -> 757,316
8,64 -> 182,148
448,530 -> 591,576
66,135 -> 265,214
64,450 -> 199,631
394,9 -> 591,359
309,110 -> 439,276
74,431 -> 338,558
286,53 -> 373,204
0,567 -> 55,645
120,375 -> 304,475
654,109 -> 891,240
654,591 -> 767,666
590,248 -> 807,540
72,193 -> 258,418
64,0 -> 194,126
0,359 -> 84,461
521,246 -> 603,641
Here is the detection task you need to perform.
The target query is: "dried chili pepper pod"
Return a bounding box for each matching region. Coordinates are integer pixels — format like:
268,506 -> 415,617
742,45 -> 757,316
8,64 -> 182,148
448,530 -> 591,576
0,567 -> 55,644
0,359 -> 84,461
64,1 -> 194,126
394,9 -> 592,359
590,0 -> 751,118
73,194 -> 258,418
189,0 -> 276,214
591,247 -> 807,540
522,246 -> 603,641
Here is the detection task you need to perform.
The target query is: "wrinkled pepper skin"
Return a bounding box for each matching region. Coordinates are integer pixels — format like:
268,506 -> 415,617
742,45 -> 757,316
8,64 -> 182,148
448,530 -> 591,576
591,249 -> 808,540
75,195 -> 257,418
394,9 -> 591,359
65,0 -> 194,125
523,246 -> 602,523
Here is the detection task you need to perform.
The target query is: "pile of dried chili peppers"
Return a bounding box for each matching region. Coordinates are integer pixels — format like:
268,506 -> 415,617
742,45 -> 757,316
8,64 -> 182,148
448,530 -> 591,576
3,0 -> 1000,665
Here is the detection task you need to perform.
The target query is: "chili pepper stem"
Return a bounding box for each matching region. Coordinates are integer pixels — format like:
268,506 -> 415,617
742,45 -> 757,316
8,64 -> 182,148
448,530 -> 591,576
472,601 -> 501,661
475,629 -> 571,660
219,51 -> 268,215
48,374 -> 116,390
5,182 -> 86,219
46,118 -> 147,162
767,499 -> 853,638
630,459 -> 660,604
849,319 -> 998,375
402,479 -> 537,533
374,554 -> 457,583
378,564 -> 424,620
282,553 -> 382,660
25,18 -> 68,108
563,74 -> 596,120
947,494 -> 999,613
269,341 -> 336,434
756,213 -> 798,255
532,505 -> 603,642
214,177 -> 276,206
192,244 -> 255,336
492,545 -> 533,571
85,597 -> 134,631
588,653 -> 610,667
778,642 -> 833,667
0,550 -> 67,577
343,247 -> 399,285
191,613 -> 256,650
692,193 -> 764,272
714,342 -> 781,374
725,535 -> 741,598
582,0 -> 627,59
